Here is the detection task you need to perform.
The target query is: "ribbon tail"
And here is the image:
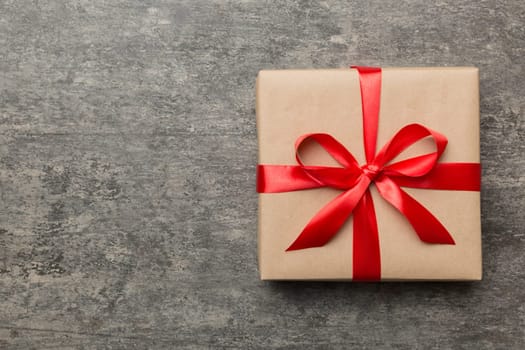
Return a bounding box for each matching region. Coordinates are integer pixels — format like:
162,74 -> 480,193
375,176 -> 455,244
286,177 -> 370,251
352,189 -> 381,281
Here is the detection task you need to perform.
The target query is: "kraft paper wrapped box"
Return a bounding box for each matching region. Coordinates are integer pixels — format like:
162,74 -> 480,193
256,67 -> 482,281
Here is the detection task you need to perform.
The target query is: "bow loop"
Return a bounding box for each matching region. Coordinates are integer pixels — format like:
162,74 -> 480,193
295,133 -> 362,189
374,123 -> 448,178
295,133 -> 360,170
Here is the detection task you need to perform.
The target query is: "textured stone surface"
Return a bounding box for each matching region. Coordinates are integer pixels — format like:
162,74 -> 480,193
0,0 -> 523,348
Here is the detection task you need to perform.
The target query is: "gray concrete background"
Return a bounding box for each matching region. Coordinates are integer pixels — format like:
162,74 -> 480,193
0,1 -> 524,349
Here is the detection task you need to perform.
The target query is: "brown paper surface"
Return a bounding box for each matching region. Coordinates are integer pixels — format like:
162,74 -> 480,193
256,67 -> 481,281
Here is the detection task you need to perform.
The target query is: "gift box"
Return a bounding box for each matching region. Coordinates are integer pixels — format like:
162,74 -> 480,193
256,67 -> 481,281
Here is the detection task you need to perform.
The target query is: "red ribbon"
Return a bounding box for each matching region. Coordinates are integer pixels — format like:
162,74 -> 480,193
257,66 -> 481,281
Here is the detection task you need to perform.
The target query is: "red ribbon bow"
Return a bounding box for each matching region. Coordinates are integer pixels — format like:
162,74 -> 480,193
257,66 -> 481,281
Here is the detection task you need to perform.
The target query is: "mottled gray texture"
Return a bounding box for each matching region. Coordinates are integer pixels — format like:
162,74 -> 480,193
0,0 -> 523,349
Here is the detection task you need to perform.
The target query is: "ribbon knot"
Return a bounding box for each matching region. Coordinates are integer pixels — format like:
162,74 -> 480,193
361,164 -> 380,181
256,66 -> 481,280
